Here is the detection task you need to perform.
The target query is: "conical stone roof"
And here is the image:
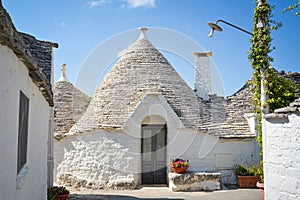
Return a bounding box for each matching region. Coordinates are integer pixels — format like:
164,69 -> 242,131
69,28 -> 204,134
54,64 -> 91,139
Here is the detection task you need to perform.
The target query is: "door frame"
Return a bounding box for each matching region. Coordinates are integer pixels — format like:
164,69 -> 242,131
141,124 -> 167,185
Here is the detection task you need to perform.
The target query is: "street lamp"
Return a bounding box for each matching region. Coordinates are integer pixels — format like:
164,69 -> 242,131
206,18 -> 268,116
207,19 -> 253,37
207,20 -> 269,193
208,3 -> 268,199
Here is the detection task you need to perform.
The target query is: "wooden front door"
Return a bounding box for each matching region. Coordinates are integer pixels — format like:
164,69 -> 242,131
141,124 -> 167,184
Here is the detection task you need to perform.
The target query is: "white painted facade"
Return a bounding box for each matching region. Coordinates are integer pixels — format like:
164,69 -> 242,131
55,93 -> 260,187
265,111 -> 300,200
0,45 -> 50,200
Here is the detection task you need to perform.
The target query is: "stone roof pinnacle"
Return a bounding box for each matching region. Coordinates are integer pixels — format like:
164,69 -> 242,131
138,27 -> 148,40
67,27 -> 204,134
57,63 -> 69,82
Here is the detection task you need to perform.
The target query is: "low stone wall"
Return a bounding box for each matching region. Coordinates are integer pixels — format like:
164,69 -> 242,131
168,172 -> 221,192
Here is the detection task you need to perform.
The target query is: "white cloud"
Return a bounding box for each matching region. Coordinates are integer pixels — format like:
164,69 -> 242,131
126,0 -> 156,8
87,0 -> 157,9
87,0 -> 111,8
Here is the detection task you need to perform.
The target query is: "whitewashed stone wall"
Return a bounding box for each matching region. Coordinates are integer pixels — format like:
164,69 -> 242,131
55,127 -> 259,188
55,130 -> 139,189
265,100 -> 300,200
54,93 -> 260,188
0,45 -> 50,200
170,130 -> 260,184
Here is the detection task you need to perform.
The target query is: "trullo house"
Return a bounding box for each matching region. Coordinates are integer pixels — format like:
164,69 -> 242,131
54,28 -> 262,189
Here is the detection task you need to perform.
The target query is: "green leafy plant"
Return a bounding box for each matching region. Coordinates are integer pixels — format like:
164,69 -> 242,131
234,164 -> 262,177
248,0 -> 298,150
234,165 -> 249,176
283,0 -> 300,16
47,186 -> 69,200
257,162 -> 264,183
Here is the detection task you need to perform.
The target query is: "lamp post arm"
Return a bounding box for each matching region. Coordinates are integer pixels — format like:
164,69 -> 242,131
216,19 -> 253,36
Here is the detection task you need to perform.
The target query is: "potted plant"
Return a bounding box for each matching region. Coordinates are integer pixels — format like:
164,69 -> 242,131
235,165 -> 261,188
257,181 -> 264,200
170,158 -> 189,174
48,186 -> 70,200
256,162 -> 264,200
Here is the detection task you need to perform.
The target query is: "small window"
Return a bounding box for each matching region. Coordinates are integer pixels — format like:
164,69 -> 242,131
17,91 -> 29,174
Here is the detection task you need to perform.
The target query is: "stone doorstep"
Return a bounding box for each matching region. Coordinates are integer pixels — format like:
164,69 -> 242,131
58,172 -> 221,191
168,172 -> 221,192
106,178 -> 136,190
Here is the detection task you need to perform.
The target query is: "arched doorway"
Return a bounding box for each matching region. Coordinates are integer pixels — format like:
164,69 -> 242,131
141,116 -> 167,184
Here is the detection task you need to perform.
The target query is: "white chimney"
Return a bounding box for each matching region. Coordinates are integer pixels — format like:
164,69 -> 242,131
193,52 -> 212,100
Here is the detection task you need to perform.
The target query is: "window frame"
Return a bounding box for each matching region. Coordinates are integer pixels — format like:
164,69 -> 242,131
17,91 -> 29,174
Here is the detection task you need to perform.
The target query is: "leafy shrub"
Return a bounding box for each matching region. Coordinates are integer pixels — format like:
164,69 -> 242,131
235,164 -> 262,177
47,186 -> 69,200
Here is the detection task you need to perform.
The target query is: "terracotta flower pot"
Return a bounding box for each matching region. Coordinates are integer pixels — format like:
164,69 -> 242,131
54,194 -> 69,200
256,181 -> 264,200
172,166 -> 188,174
236,176 -> 261,188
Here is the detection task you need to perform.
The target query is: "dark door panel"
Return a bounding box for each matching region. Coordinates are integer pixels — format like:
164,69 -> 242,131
141,124 -> 167,184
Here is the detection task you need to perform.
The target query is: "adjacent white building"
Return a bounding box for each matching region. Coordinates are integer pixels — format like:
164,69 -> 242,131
0,3 -> 57,200
264,98 -> 300,200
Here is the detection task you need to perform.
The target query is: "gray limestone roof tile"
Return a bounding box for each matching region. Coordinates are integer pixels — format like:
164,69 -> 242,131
0,3 -> 57,106
222,71 -> 300,137
20,32 -> 58,83
54,80 -> 92,140
59,28 -> 300,139
68,34 -> 204,135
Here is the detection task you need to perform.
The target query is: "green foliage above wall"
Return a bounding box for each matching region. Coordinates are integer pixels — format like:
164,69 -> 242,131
248,0 -> 298,149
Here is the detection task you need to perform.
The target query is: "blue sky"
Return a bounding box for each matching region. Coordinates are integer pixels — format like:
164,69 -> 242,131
3,0 -> 300,96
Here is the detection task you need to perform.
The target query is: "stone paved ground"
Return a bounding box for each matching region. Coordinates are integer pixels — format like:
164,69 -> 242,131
68,186 -> 261,200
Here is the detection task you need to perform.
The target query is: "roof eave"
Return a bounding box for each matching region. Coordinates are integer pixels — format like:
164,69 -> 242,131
0,4 -> 56,106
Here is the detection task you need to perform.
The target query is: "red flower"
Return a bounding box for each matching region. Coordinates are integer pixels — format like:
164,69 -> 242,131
170,158 -> 189,168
